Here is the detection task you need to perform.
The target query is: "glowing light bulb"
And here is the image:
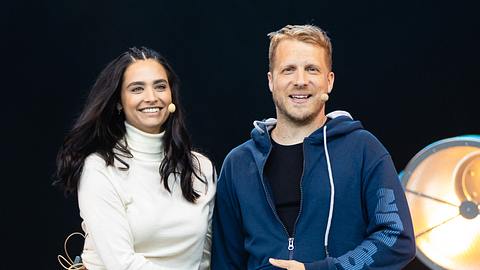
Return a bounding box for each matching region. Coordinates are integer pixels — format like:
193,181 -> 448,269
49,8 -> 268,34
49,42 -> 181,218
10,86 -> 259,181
401,136 -> 480,270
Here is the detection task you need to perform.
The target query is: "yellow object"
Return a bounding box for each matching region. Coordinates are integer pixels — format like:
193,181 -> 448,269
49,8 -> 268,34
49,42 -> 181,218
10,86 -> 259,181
400,136 -> 480,270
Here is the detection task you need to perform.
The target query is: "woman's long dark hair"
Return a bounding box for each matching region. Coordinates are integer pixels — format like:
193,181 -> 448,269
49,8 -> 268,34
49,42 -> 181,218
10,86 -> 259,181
54,46 -> 207,203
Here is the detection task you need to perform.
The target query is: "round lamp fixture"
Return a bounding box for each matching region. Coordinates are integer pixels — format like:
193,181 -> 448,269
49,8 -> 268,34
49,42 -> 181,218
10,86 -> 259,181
400,135 -> 480,270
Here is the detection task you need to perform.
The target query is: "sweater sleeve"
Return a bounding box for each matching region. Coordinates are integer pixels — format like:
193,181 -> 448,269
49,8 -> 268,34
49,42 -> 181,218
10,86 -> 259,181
198,167 -> 217,270
78,159 -> 163,270
211,157 -> 249,270
305,154 -> 416,270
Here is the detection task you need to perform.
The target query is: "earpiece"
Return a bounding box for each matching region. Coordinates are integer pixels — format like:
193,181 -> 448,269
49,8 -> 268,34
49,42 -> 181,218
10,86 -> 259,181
168,103 -> 176,113
320,93 -> 329,102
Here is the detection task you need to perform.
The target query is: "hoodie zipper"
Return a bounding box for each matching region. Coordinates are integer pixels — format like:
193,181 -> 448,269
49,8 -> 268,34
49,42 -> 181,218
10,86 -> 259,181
260,146 -> 291,252
289,142 -> 306,259
260,135 -> 307,261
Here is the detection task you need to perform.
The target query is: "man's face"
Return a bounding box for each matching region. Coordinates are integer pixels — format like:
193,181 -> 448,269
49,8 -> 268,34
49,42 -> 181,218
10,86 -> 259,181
268,39 -> 334,125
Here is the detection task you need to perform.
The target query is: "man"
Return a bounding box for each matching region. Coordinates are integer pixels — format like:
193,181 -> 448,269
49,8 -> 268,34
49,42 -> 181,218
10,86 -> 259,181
212,24 -> 415,270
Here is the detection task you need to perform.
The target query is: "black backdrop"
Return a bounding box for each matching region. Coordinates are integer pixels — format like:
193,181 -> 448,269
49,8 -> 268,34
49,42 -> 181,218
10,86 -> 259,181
3,0 -> 479,269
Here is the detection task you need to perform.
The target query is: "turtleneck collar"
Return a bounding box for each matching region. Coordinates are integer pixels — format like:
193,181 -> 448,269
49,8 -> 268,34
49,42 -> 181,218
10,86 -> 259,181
124,122 -> 164,162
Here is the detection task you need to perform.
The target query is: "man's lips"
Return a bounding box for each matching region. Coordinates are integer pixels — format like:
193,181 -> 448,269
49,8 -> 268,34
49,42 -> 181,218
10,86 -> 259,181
289,94 -> 312,103
289,94 -> 311,99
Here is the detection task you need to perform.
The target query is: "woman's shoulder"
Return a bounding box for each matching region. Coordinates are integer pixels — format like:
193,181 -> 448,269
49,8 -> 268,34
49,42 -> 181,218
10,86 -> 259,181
192,151 -> 212,164
84,153 -> 108,170
79,153 -> 128,198
191,151 -> 216,180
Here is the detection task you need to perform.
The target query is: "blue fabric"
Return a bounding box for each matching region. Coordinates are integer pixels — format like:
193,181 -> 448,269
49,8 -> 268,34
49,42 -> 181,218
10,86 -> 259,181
212,114 -> 415,270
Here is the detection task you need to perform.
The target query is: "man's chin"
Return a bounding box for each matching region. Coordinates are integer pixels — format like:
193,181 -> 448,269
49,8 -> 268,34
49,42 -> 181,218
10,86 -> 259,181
285,113 -> 317,125
275,104 -> 323,125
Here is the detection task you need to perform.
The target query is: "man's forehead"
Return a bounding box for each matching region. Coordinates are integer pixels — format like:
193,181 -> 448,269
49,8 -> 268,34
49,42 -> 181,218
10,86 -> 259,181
276,38 -> 324,49
276,44 -> 326,64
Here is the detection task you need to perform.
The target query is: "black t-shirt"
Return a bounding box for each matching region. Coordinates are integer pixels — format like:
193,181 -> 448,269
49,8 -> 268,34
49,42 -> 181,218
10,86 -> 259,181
264,139 -> 303,236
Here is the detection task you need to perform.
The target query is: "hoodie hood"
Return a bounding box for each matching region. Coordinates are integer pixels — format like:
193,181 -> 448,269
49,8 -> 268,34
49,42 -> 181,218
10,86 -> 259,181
251,110 -> 363,152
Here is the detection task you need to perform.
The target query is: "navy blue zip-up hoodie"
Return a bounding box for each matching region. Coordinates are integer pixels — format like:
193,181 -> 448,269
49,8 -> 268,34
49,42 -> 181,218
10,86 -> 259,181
212,111 -> 415,270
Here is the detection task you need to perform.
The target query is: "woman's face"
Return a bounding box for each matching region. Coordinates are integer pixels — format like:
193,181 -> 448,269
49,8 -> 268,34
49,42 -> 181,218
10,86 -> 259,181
120,59 -> 173,134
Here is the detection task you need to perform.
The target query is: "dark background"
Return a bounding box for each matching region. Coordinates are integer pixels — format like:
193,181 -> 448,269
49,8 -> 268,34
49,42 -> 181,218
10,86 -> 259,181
3,0 -> 479,269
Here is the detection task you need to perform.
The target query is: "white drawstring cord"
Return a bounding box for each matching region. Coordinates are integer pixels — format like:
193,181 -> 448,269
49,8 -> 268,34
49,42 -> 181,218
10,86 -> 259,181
323,126 -> 335,257
57,232 -> 86,270
253,118 -> 277,134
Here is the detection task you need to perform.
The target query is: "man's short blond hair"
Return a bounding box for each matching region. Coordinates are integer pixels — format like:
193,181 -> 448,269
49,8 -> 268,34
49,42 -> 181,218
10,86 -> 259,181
268,24 -> 332,71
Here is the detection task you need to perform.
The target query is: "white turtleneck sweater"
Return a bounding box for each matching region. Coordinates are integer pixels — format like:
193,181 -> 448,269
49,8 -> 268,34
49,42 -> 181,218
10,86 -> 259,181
78,122 -> 216,270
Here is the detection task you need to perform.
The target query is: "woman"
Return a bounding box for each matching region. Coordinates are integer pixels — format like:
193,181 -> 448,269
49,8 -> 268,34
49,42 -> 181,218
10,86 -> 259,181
55,47 -> 216,270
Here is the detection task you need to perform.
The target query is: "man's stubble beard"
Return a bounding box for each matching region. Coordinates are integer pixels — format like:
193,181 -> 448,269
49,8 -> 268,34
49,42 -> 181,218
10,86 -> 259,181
272,93 -> 322,126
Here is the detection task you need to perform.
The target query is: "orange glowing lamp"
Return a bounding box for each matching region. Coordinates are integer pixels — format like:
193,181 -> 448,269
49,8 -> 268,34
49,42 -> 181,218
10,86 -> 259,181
400,136 -> 480,270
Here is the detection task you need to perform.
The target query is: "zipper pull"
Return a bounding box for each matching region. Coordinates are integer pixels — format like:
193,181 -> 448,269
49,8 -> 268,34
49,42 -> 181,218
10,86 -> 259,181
288,237 -> 295,251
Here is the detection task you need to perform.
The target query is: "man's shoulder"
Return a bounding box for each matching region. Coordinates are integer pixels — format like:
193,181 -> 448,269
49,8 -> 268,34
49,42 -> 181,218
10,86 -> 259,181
220,137 -> 269,170
342,128 -> 382,145
343,128 -> 390,159
225,139 -> 257,161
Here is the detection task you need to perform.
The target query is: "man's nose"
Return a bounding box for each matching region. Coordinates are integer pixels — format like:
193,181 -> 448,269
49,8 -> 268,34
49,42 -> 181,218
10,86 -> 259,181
293,71 -> 307,88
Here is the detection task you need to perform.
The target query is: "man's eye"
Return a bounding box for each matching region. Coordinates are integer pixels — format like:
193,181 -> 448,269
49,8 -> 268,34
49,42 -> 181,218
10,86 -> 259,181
131,87 -> 143,92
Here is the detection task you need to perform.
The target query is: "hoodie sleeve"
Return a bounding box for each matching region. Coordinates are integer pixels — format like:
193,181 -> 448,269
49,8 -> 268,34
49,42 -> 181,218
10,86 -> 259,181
305,153 -> 416,270
211,156 -> 249,270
